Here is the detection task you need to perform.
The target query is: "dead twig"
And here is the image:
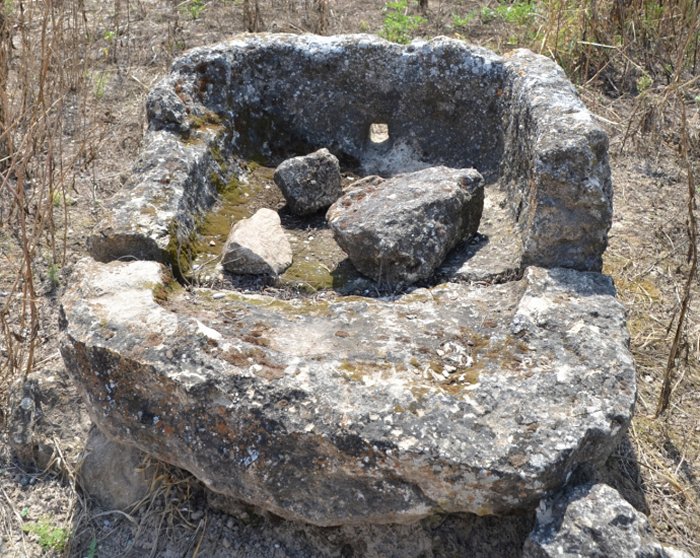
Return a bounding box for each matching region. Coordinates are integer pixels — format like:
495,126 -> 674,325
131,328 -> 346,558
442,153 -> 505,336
655,96 -> 697,418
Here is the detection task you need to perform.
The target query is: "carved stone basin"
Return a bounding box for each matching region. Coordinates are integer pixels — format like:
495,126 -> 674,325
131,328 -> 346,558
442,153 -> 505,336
60,35 -> 634,527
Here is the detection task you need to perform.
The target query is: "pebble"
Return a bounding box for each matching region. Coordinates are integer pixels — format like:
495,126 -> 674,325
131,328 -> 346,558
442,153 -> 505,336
212,293 -> 225,300
209,240 -> 216,246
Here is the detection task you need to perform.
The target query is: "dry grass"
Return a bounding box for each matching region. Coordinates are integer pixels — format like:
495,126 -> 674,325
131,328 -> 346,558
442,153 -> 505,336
0,0 -> 699,556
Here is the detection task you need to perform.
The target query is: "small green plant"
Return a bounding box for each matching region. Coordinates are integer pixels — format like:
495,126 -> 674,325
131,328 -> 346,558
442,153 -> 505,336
452,12 -> 476,29
381,0 -> 426,44
183,0 -> 206,20
22,519 -> 69,552
494,0 -> 536,25
85,536 -> 98,558
52,190 -> 75,207
101,28 -> 117,58
479,6 -> 497,23
1,0 -> 15,16
637,73 -> 653,93
47,263 -> 61,289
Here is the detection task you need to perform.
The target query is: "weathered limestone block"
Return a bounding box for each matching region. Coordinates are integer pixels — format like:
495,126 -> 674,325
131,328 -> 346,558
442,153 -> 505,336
501,49 -> 612,271
523,484 -> 694,558
86,130 -> 240,271
273,148 -> 342,215
327,166 -> 484,286
60,259 -> 635,526
222,208 -> 292,275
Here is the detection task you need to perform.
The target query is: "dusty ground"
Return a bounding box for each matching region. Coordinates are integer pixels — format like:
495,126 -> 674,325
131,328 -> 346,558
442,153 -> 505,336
1,1 -> 699,556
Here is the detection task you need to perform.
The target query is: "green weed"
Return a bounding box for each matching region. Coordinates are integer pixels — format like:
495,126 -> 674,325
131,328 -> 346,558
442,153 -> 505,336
22,519 -> 69,552
381,0 -> 426,44
637,73 -> 653,93
93,71 -> 108,99
495,1 -> 536,25
86,536 -> 98,558
47,263 -> 61,289
183,0 -> 206,20
479,6 -> 497,23
452,12 -> 476,29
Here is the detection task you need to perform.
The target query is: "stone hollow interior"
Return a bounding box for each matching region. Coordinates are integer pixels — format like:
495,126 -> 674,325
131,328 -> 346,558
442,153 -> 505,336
89,34 -> 612,279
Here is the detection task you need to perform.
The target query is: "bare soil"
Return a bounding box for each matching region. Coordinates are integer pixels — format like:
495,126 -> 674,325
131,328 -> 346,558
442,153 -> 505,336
1,1 -> 699,557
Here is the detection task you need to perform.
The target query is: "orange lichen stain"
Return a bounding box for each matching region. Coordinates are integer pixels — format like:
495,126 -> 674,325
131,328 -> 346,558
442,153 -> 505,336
214,420 -> 231,437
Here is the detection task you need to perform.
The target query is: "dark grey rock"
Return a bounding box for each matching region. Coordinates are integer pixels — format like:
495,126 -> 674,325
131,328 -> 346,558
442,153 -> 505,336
60,259 -> 635,526
222,208 -> 292,275
273,148 -> 342,215
7,370 -> 91,470
439,187 -> 523,284
146,84 -> 190,133
326,166 -> 484,286
524,483 -> 694,558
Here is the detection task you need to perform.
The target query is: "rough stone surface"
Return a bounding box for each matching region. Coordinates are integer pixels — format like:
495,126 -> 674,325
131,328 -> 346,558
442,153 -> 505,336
500,49 -> 613,272
222,208 -> 292,275
523,483 -> 694,558
8,370 -> 92,469
439,187 -> 523,284
79,427 -> 155,510
86,130 -> 240,270
60,258 -> 635,526
273,148 -> 342,215
327,166 -> 484,286
91,34 -> 610,274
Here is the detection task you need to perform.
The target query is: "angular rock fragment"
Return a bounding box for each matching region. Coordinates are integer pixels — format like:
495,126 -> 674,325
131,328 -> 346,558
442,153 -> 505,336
273,148 -> 342,216
327,166 -> 484,286
222,208 -> 292,275
523,484 -> 694,558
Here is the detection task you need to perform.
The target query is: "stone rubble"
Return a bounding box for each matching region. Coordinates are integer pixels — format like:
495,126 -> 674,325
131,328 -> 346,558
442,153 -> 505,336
273,148 -> 342,216
523,483 -> 694,558
221,208 -> 292,276
327,166 -> 484,286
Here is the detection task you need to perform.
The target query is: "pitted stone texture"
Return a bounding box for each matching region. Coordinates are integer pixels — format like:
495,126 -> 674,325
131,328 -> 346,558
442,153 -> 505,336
222,208 -> 292,275
273,148 -> 342,215
60,259 -> 635,526
523,484 -> 694,558
93,35 -> 610,274
439,187 -> 523,284
86,129 -> 239,268
501,49 -> 612,272
327,166 -> 484,286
